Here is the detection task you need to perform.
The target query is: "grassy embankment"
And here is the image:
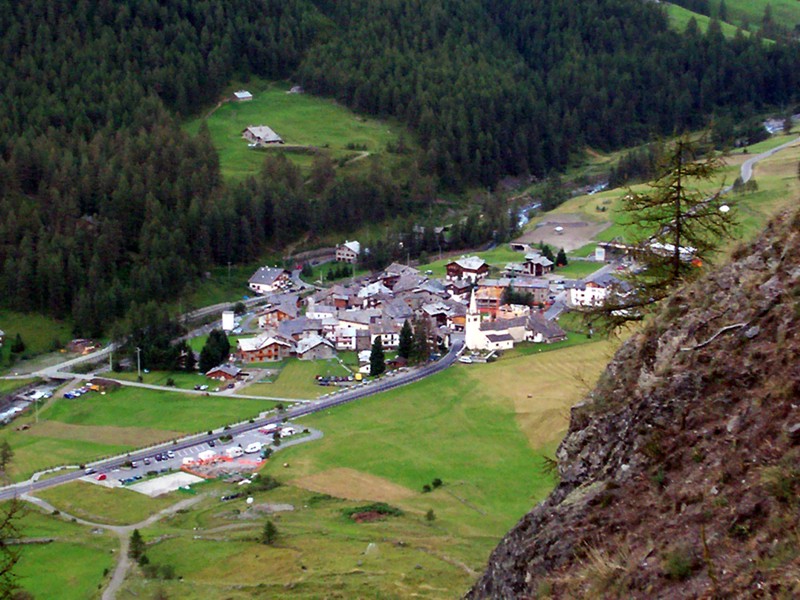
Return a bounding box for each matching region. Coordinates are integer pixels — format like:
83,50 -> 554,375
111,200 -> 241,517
0,311 -> 74,374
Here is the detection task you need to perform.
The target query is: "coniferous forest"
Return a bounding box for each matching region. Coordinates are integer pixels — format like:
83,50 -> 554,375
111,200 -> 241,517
2,0 -> 800,335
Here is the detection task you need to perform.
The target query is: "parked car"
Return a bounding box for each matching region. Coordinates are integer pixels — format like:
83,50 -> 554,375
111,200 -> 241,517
208,440 -> 216,447
143,458 -> 151,465
167,450 -> 175,459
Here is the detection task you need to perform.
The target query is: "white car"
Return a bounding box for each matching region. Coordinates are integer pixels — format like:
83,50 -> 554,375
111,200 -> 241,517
458,356 -> 473,364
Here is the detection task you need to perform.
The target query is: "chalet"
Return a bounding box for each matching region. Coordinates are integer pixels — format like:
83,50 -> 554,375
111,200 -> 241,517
242,125 -> 283,145
332,326 -> 358,350
526,314 -> 567,343
445,279 -> 472,300
524,253 -> 554,277
206,364 -> 241,381
369,323 -> 400,349
296,335 -> 336,360
503,263 -> 527,277
446,256 -> 489,282
336,240 -> 361,264
421,302 -> 451,327
233,90 -> 253,102
277,317 -> 323,341
248,266 -> 290,295
237,334 -> 293,363
569,273 -> 630,307
258,299 -> 299,329
305,298 -> 336,320
378,263 -> 420,289
338,309 -> 381,331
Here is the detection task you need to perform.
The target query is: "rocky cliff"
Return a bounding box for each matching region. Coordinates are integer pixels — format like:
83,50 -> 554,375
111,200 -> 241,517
468,210 -> 800,598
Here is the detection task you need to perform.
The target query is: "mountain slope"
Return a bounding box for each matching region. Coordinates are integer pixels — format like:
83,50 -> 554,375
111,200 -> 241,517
467,210 -> 800,598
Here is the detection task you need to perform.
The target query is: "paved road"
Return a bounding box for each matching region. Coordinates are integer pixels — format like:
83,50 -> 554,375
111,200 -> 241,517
0,338 -> 463,501
740,135 -> 800,184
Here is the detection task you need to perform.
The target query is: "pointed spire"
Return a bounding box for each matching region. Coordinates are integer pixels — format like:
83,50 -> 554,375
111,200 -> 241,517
469,288 -> 477,315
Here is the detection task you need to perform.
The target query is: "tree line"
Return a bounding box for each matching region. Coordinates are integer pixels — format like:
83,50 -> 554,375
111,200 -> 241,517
2,0 -> 800,337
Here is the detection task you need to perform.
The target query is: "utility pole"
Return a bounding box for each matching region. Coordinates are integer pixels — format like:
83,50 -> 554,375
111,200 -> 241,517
228,261 -> 232,284
136,347 -> 142,381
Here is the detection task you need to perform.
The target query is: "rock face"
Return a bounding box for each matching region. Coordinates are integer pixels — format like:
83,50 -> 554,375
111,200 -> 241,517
467,211 -> 800,599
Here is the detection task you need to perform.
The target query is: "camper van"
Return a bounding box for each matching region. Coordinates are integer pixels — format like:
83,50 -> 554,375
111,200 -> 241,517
244,442 -> 263,454
225,447 -> 244,459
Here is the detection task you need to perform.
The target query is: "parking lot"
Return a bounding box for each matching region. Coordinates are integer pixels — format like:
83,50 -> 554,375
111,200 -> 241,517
84,422 -> 305,490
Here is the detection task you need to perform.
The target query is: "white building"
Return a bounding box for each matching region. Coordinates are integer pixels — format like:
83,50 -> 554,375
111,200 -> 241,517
248,266 -> 290,295
221,310 -> 235,331
336,240 -> 361,263
233,90 -> 253,102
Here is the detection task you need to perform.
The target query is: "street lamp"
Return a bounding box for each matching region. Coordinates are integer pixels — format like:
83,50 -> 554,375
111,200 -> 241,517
136,347 -> 142,381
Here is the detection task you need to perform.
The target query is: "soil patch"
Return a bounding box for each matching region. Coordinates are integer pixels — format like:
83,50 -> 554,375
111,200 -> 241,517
515,213 -> 611,251
351,511 -> 385,523
292,467 -> 415,502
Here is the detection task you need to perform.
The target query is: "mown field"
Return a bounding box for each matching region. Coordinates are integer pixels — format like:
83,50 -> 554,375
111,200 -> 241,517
184,78 -> 410,179
245,358 -> 351,400
13,506 -> 116,600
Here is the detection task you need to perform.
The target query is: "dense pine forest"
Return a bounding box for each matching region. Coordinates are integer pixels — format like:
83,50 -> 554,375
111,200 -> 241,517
2,0 -> 800,335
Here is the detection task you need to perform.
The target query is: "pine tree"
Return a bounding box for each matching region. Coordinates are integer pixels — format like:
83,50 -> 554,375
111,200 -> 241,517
261,520 -> 278,545
129,529 -> 145,561
398,320 -> 413,359
556,248 -> 568,267
586,135 -> 735,330
370,336 -> 386,377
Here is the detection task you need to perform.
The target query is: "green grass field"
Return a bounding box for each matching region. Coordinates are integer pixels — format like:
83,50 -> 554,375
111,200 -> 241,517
716,0 -> 800,29
37,481 -> 178,525
41,386 -> 275,431
184,79 -> 410,180
0,310 -> 74,373
112,370 -> 211,390
14,506 -> 116,600
245,358 -> 350,399
665,3 -> 753,38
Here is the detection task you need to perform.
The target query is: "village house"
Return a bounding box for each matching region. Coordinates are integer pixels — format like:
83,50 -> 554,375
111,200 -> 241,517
296,335 -> 336,360
512,277 -> 551,305
526,313 -> 568,343
568,273 -> 629,307
277,317 -> 324,341
369,323 -> 400,349
233,90 -> 253,102
523,253 -> 554,277
335,240 -> 361,264
378,263 -> 420,289
258,299 -> 299,329
242,125 -> 283,145
236,334 -> 293,363
475,278 -> 511,315
305,298 -> 337,320
248,266 -> 290,295
445,279 -> 472,300
205,364 -> 242,381
446,256 -> 489,282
